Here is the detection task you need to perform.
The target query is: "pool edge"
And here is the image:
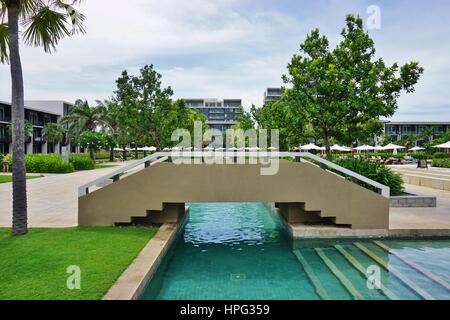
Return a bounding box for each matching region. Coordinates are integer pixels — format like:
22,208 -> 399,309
102,207 -> 189,300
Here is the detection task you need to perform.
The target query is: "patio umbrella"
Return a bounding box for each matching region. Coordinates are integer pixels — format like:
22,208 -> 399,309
331,144 -> 352,152
228,147 -> 238,151
300,143 -> 322,151
433,141 -> 450,149
204,146 -> 214,151
373,146 -> 385,151
162,147 -> 171,151
113,147 -> 124,152
409,146 -> 425,152
215,147 -> 225,151
267,146 -> 278,151
382,143 -> 406,155
353,145 -> 375,151
172,146 -> 181,151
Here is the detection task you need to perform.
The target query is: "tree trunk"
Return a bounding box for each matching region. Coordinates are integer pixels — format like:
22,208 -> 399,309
109,146 -> 114,162
89,147 -> 95,161
122,148 -> 127,161
134,145 -> 138,159
8,3 -> 28,236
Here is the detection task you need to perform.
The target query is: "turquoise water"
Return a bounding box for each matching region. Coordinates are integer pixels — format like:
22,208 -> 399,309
140,202 -> 450,300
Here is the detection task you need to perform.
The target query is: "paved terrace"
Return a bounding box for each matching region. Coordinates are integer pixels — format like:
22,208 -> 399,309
0,161 -> 142,227
1,163 -> 449,230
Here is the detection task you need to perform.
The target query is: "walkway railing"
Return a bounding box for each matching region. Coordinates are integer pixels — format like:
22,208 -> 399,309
78,151 -> 390,198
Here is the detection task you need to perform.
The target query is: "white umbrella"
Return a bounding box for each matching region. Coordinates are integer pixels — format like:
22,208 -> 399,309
353,145 -> 375,151
204,146 -> 214,151
331,144 -> 352,152
433,141 -> 450,149
409,146 -> 425,152
300,143 -> 322,151
373,146 -> 385,151
113,147 -> 124,152
228,147 -> 238,151
172,146 -> 181,151
162,147 -> 171,151
138,146 -> 157,152
268,146 -> 278,151
382,143 -> 406,150
248,147 -> 261,151
215,147 -> 225,151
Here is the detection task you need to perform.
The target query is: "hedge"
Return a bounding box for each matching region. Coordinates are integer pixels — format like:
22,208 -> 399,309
7,154 -> 75,173
334,159 -> 404,196
432,158 -> 450,168
69,154 -> 95,170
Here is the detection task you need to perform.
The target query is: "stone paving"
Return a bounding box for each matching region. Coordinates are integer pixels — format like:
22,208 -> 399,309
0,161 -> 141,228
389,184 -> 450,229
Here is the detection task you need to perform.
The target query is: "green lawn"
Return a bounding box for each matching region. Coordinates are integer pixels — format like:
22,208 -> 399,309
0,227 -> 158,300
94,164 -> 118,169
0,175 -> 43,184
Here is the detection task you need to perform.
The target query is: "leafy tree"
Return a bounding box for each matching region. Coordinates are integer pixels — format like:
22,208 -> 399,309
115,65 -> 208,151
283,15 -> 423,153
79,131 -> 108,161
42,122 -> 64,151
0,0 -> 85,235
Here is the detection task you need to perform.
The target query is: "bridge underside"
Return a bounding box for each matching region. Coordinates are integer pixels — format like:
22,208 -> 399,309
78,161 -> 389,229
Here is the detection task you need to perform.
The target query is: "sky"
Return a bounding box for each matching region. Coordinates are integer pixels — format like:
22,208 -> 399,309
0,0 -> 449,121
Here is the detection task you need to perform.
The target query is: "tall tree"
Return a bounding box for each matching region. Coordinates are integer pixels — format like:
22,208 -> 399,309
283,15 -> 423,153
0,0 -> 85,235
60,99 -> 106,149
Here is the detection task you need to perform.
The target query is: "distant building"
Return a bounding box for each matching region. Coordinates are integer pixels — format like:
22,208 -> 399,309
0,100 -> 74,155
384,121 -> 450,142
264,88 -> 282,103
184,98 -> 242,133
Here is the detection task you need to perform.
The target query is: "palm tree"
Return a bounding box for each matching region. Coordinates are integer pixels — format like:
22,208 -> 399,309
42,122 -> 64,152
0,1 -> 85,236
60,100 -> 106,149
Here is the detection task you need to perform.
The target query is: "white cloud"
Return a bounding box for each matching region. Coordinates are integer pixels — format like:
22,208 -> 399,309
0,0 -> 449,120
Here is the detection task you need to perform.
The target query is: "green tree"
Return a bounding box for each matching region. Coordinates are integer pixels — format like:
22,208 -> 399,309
283,15 -> 423,153
42,122 -> 64,151
0,0 -> 85,235
79,131 -> 108,161
61,99 -> 107,147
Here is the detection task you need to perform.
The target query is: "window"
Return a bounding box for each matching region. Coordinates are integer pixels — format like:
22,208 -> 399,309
0,106 -> 4,121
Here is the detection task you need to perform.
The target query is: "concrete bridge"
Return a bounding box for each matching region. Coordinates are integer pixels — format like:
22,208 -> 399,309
78,152 -> 390,230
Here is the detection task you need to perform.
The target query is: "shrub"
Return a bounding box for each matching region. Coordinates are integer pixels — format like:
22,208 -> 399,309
69,154 -> 95,170
433,152 -> 450,159
432,158 -> 450,168
334,159 -> 404,196
8,154 -> 75,173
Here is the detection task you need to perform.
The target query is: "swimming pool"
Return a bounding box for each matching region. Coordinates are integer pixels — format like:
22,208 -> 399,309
140,202 -> 450,300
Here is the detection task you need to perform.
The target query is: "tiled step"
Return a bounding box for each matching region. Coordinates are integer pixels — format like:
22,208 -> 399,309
354,242 -> 435,300
373,241 -> 450,292
314,248 -> 365,300
334,245 -> 398,300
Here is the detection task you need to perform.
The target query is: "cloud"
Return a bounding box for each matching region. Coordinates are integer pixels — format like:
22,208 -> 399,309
0,0 -> 449,120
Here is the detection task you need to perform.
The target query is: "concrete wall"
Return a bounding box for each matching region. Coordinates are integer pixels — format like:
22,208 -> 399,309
79,160 -> 389,229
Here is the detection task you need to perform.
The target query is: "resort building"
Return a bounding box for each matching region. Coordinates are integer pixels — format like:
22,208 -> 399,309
184,98 -> 242,133
0,100 -> 73,155
264,88 -> 282,103
384,121 -> 450,142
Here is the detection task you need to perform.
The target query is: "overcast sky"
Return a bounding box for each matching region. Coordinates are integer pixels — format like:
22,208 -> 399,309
1,0 -> 449,121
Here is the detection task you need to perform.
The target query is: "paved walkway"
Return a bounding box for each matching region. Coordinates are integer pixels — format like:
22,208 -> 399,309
390,184 -> 450,229
0,161 -> 141,228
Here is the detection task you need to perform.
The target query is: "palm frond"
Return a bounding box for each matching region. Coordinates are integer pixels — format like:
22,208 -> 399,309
0,23 -> 8,63
22,6 -> 69,52
54,1 -> 85,35
18,0 -> 42,20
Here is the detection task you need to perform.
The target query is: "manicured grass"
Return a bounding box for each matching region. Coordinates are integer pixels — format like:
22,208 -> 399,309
0,175 -> 43,184
0,227 -> 158,300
